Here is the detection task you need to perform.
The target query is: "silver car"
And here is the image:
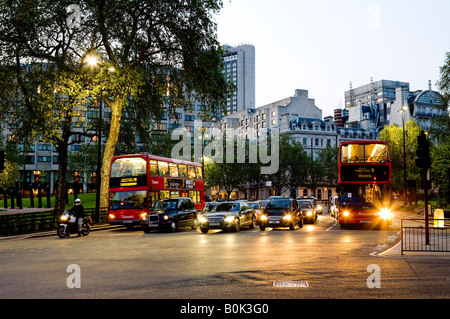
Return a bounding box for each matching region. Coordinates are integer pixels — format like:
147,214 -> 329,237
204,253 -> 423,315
198,201 -> 256,233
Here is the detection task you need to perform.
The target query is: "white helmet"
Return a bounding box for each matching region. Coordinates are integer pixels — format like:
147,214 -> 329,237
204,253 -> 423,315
75,199 -> 81,205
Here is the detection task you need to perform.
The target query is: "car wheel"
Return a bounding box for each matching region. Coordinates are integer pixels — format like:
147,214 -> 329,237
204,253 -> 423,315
168,221 -> 177,232
232,219 -> 240,232
260,224 -> 266,231
298,218 -> 303,229
143,225 -> 151,233
249,215 -> 256,229
289,220 -> 295,230
200,227 -> 208,234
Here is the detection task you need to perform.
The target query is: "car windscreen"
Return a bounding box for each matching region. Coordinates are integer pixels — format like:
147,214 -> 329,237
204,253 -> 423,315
266,200 -> 291,209
248,203 -> 260,209
153,200 -> 178,211
298,201 -> 312,208
215,203 -> 240,212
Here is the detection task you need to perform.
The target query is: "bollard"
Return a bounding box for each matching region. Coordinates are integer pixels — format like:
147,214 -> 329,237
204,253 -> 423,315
434,209 -> 444,228
37,183 -> 42,208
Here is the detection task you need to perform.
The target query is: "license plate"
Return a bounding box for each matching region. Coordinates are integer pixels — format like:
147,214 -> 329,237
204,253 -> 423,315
123,220 -> 133,223
269,220 -> 279,224
209,222 -> 220,226
148,224 -> 159,227
360,220 -> 372,223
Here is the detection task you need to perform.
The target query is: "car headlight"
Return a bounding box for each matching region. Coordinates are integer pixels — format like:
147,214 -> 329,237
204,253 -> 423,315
306,211 -> 313,216
140,212 -> 148,220
224,216 -> 235,223
108,213 -> 115,220
163,215 -> 169,220
317,205 -> 322,210
198,216 -> 207,224
260,215 -> 268,221
282,215 -> 292,221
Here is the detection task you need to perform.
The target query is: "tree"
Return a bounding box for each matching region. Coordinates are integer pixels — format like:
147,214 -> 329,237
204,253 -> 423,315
315,145 -> 339,188
0,1 -> 103,213
0,1 -> 232,211
431,51 -> 450,205
378,119 -> 421,194
262,135 -> 307,197
81,0 -> 232,208
204,138 -> 245,200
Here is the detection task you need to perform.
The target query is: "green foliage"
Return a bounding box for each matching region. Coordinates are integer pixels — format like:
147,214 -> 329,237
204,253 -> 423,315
378,119 -> 421,192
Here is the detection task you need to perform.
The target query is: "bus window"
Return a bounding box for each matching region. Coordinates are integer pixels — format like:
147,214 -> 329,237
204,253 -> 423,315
150,160 -> 158,176
179,164 -> 187,178
111,157 -> 146,178
150,192 -> 159,206
188,166 -> 196,178
189,190 -> 200,204
158,161 -> 169,176
160,190 -> 170,199
170,190 -> 180,198
196,166 -> 203,180
169,163 -> 179,177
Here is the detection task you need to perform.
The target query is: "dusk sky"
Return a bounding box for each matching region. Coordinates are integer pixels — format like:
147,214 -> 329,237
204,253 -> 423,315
215,0 -> 450,117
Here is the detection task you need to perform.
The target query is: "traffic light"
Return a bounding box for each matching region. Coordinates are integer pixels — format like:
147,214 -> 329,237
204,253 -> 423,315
415,130 -> 431,169
0,151 -> 5,171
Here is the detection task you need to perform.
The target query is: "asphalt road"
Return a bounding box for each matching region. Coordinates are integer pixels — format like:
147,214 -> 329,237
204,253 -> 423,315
1,210 -> 449,300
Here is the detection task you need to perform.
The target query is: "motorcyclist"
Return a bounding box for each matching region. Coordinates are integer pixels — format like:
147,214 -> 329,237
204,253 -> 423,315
70,198 -> 85,237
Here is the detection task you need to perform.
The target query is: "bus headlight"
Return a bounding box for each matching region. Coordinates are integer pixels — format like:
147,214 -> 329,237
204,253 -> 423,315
109,213 -> 115,220
343,211 -> 350,217
379,209 -> 392,220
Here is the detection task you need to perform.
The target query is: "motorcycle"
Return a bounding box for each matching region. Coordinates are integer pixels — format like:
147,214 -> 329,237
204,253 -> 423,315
57,210 -> 92,238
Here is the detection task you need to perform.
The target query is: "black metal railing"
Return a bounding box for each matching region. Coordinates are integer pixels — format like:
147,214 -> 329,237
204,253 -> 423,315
0,207 -> 109,237
401,219 -> 450,254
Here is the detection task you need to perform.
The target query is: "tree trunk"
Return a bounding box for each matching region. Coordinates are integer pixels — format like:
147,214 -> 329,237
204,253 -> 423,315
99,98 -> 123,209
53,123 -> 71,214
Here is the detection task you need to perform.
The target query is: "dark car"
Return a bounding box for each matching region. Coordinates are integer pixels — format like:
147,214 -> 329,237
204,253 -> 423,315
198,201 -> 256,233
259,199 -> 303,230
297,199 -> 317,224
143,197 -> 197,233
297,196 -> 323,214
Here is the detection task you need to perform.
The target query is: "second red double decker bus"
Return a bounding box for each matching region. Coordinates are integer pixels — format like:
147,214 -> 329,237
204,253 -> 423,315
338,141 -> 394,229
107,154 -> 205,228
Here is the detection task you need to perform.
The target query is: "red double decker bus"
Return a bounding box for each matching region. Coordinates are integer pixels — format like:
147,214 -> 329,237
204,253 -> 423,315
338,141 -> 393,229
108,154 -> 205,228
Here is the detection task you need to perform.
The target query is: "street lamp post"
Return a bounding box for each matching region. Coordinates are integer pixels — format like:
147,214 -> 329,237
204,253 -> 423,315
399,106 -> 408,206
87,55 -> 102,223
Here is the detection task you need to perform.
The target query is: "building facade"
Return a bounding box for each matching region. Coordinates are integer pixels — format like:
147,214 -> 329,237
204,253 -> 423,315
221,44 -> 256,117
